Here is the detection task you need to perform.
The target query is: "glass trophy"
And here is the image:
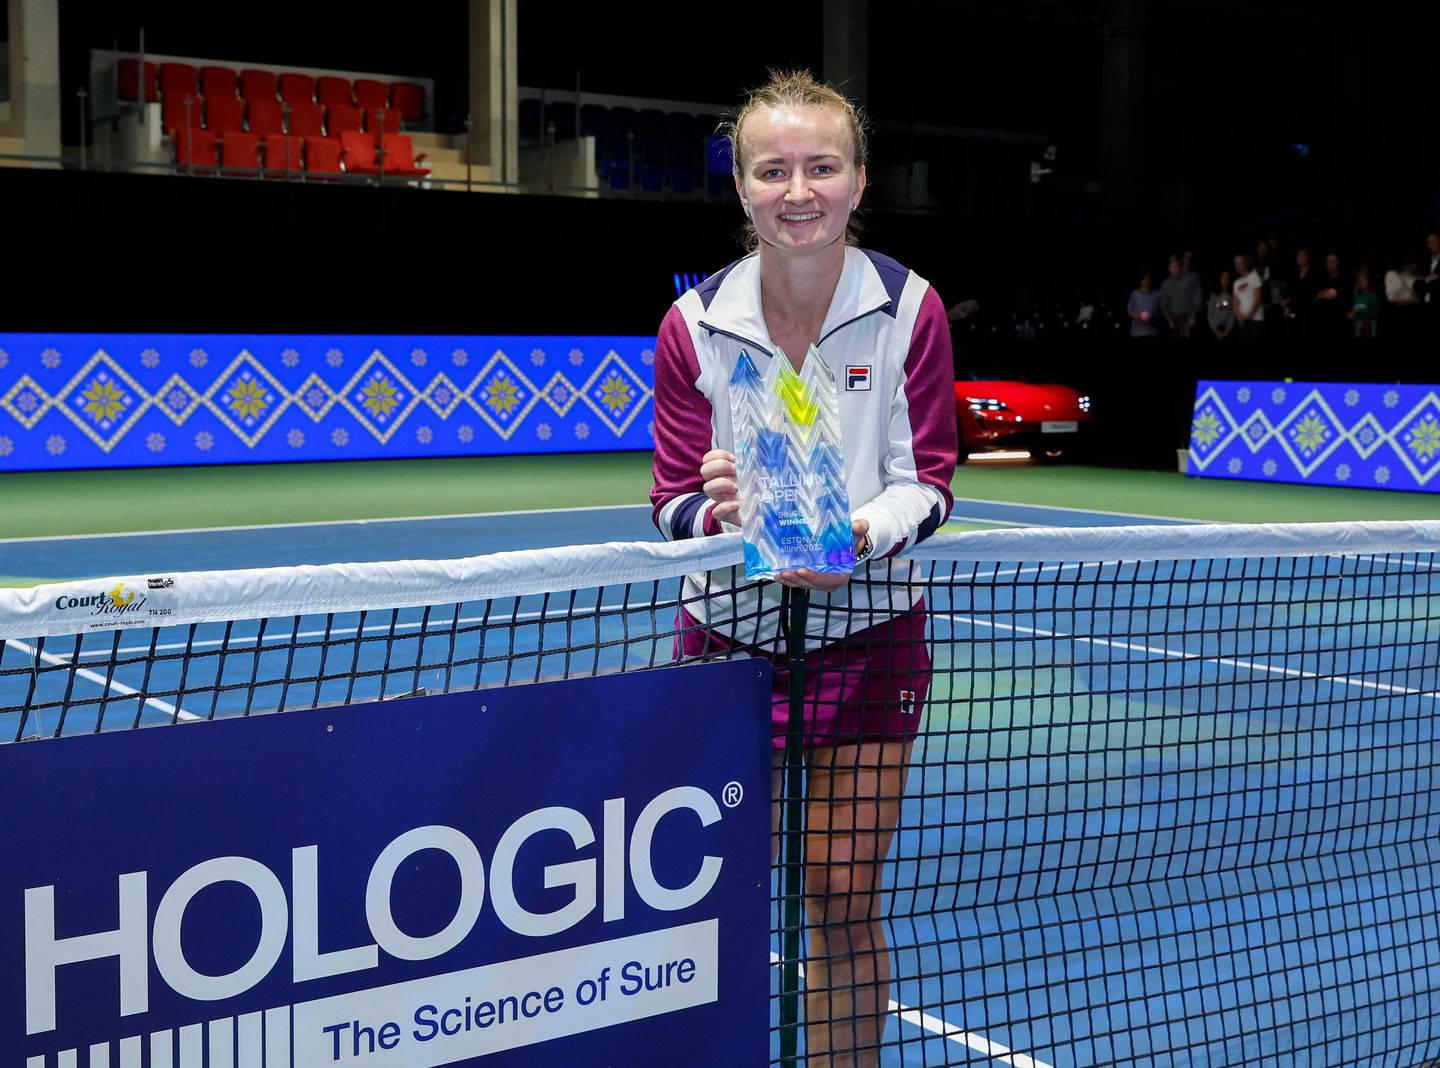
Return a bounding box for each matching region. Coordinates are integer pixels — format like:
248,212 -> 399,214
728,346 -> 855,579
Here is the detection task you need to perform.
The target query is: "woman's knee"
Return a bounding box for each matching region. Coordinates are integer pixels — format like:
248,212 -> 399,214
805,864 -> 882,928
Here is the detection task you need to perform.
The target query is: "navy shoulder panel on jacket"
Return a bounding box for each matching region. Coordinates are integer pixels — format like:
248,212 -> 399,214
694,257 -> 748,311
860,248 -> 913,317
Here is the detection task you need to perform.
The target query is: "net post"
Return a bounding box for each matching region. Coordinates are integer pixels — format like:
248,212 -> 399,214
778,586 -> 810,1066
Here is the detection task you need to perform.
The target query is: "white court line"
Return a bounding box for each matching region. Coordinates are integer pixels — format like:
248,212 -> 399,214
768,951 -> 1055,1068
950,494 -> 1208,525
7,639 -> 200,722
0,495 -> 1196,547
78,604 -> 676,658
944,514 -> 1029,528
0,503 -> 653,544
933,613 -> 1440,700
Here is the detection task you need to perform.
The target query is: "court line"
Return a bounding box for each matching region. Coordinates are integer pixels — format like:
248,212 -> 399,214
945,514 -> 1028,528
0,496 -> 1188,547
80,607 -> 659,658
8,639 -> 199,723
932,613 -> 1439,700
951,495 -> 1206,524
767,951 -> 1055,1068
0,503 -> 654,544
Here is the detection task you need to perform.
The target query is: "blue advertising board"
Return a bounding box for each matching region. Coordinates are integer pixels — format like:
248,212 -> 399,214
1,660 -> 772,1067
1188,380 -> 1440,492
0,333 -> 658,471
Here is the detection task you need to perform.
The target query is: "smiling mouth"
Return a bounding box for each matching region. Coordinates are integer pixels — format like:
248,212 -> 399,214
779,211 -> 822,222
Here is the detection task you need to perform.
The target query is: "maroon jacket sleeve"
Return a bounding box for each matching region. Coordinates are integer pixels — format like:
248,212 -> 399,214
854,285 -> 958,559
649,305 -> 723,539
904,286 -> 959,529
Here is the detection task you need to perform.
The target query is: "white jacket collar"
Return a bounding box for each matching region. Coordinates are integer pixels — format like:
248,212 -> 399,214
698,247 -> 895,357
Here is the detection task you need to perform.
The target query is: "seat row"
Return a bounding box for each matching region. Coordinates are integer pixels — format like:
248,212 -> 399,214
173,128 -> 430,179
162,95 -> 401,141
117,59 -> 425,121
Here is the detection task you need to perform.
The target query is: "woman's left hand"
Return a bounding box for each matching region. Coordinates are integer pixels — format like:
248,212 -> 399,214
773,519 -> 870,592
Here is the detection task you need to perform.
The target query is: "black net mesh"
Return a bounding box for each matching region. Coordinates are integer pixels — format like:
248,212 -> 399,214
3,544 -> 1439,1066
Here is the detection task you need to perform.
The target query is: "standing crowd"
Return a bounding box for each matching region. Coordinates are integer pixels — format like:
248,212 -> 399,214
1127,232 -> 1440,346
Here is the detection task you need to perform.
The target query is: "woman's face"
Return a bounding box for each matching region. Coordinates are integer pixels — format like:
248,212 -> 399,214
735,105 -> 864,258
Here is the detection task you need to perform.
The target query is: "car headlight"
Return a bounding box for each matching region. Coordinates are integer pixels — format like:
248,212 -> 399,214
1078,395 -> 1091,413
967,398 -> 1010,412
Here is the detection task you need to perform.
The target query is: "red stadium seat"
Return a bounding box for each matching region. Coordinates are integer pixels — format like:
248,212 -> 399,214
379,134 -> 430,177
316,76 -> 352,109
340,130 -> 379,173
366,107 -> 401,143
287,100 -> 324,137
205,95 -> 245,133
247,98 -> 284,137
240,69 -> 278,101
162,94 -> 203,134
160,63 -> 198,100
174,127 -> 216,173
262,134 -> 304,176
117,59 -> 158,103
390,82 -> 425,122
354,79 -> 389,113
279,72 -> 315,105
327,104 -> 362,136
220,131 -> 261,175
304,136 -> 343,177
200,65 -> 238,99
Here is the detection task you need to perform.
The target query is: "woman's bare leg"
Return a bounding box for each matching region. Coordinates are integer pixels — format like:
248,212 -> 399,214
800,738 -> 912,1067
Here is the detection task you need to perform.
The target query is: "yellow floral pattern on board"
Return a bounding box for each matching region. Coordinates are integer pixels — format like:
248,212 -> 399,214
0,343 -> 657,457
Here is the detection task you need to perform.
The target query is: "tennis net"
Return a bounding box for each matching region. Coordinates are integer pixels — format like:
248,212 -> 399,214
3,519 -> 1439,1066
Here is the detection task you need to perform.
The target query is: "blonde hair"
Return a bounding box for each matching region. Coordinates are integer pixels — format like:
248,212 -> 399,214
720,69 -> 869,250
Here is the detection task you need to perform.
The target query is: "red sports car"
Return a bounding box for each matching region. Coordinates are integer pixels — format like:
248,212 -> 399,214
954,377 -> 1092,461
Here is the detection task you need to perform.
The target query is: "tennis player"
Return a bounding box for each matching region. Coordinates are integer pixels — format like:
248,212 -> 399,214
650,70 -> 958,1064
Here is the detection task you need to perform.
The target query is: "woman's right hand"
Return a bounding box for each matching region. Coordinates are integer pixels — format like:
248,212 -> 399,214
700,449 -> 740,524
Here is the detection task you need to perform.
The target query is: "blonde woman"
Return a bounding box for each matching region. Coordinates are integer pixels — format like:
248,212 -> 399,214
650,70 -> 958,1064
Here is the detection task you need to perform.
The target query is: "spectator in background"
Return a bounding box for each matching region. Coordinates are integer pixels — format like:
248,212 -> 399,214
1421,232 -> 1440,295
1208,270 -> 1236,340
1158,255 -> 1204,338
1350,267 -> 1379,339
1419,232 -> 1440,338
1255,239 -> 1274,287
1385,252 -> 1423,347
1127,273 -> 1161,339
1265,240 -> 1288,329
1254,239 -> 1278,336
1181,249 -> 1203,292
1313,252 -> 1352,343
1232,254 -> 1265,339
1283,248 -> 1318,339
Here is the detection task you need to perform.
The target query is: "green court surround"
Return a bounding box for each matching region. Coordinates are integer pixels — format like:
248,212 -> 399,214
0,453 -> 1433,541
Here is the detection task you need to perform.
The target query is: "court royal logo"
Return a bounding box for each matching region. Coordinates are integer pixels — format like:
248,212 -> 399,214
899,689 -> 916,714
845,365 -> 871,391
53,582 -> 147,618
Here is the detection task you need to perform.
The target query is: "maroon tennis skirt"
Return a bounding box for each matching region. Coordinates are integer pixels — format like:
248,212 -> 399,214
679,601 -> 932,750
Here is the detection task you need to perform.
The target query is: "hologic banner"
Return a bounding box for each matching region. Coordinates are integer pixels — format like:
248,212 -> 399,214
1,661 -> 772,1067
